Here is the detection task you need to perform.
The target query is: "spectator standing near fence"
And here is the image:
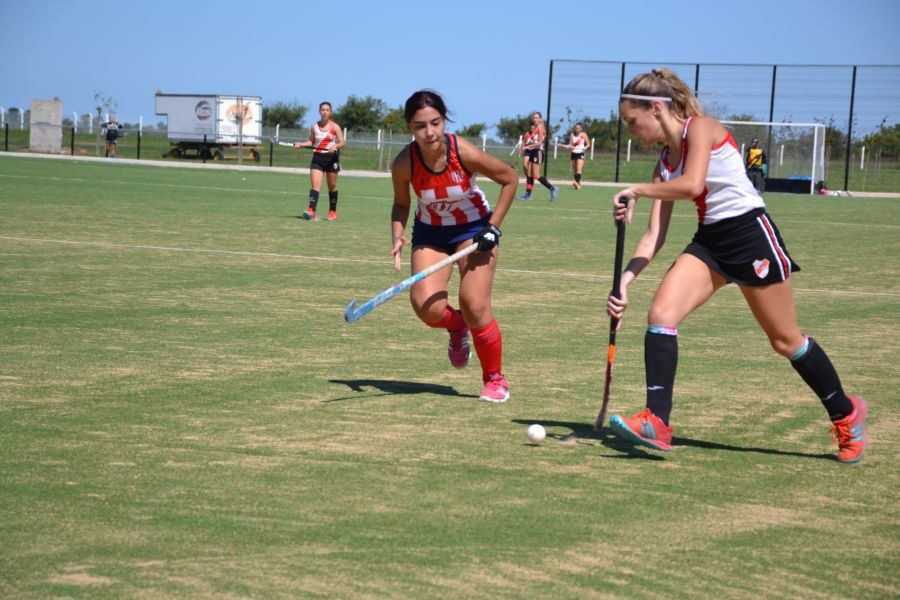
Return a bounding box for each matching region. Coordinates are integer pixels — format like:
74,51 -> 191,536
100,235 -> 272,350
294,102 -> 345,221
745,138 -> 768,193
101,114 -> 124,158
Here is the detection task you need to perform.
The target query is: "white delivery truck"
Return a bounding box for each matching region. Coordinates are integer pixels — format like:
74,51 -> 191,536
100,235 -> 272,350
154,93 -> 263,161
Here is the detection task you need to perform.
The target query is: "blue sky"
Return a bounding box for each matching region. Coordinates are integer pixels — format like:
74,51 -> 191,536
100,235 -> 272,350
2,0 -> 898,135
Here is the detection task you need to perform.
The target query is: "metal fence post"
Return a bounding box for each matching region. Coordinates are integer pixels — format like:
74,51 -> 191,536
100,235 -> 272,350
70,126 -> 75,155
614,62 -> 625,183
767,65 -> 777,165
269,140 -> 273,167
4,123 -> 8,151
203,134 -> 207,164
543,60 -> 554,179
844,65 -> 858,191
137,130 -> 142,160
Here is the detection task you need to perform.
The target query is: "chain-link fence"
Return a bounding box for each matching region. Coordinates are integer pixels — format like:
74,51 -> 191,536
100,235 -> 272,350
0,121 -> 521,174
542,60 -> 900,192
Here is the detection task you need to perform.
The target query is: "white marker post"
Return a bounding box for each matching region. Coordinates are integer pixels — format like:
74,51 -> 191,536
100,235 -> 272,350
860,146 -> 865,170
481,133 -> 487,151
590,137 -> 595,160
627,139 -> 632,162
553,136 -> 558,159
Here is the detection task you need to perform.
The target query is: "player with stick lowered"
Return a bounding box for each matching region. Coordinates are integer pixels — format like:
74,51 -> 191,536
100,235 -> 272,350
294,101 -> 345,221
605,69 -> 867,463
391,90 -> 518,402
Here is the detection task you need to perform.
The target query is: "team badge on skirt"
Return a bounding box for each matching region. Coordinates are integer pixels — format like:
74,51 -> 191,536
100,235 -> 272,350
753,258 -> 770,279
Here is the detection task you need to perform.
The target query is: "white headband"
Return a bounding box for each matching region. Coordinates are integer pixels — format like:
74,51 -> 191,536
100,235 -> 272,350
620,94 -> 672,102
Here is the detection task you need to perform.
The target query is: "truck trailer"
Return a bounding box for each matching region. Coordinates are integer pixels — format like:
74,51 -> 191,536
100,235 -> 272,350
154,93 -> 263,161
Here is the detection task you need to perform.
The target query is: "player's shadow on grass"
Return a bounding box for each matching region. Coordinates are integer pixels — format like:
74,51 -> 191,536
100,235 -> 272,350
326,379 -> 479,402
514,419 -> 834,461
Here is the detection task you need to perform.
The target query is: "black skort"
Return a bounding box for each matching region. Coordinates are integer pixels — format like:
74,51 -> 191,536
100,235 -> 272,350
310,151 -> 341,173
683,207 -> 800,286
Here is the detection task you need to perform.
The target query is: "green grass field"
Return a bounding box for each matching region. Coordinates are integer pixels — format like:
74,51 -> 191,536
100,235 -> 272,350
1,156 -> 898,598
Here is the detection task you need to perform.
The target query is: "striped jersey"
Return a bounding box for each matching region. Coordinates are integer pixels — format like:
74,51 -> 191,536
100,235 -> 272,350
658,116 -> 765,224
409,134 -> 490,226
524,124 -> 545,148
569,132 -> 588,153
312,122 -> 337,154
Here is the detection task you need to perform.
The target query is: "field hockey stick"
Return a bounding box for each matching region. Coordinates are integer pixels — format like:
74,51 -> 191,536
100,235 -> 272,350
270,137 -> 312,149
344,244 -> 479,324
593,204 -> 627,432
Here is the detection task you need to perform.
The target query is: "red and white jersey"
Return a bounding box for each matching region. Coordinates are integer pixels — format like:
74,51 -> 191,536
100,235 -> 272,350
312,121 -> 338,154
524,125 -> 545,148
410,134 -> 490,226
569,132 -> 588,153
658,116 -> 765,224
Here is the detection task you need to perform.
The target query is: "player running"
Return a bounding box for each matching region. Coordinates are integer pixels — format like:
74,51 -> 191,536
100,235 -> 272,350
295,102 -> 345,221
390,90 -> 518,402
518,112 -> 559,201
566,122 -> 590,189
605,68 -> 867,463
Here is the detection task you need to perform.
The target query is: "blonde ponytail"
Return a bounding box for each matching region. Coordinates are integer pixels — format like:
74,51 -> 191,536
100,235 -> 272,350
621,69 -> 704,118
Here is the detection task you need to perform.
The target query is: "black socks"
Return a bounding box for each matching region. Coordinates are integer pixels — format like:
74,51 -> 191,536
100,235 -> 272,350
645,329 -> 678,425
790,337 -> 853,420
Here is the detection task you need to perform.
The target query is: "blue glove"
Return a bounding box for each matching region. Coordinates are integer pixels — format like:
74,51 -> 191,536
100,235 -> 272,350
473,223 -> 502,251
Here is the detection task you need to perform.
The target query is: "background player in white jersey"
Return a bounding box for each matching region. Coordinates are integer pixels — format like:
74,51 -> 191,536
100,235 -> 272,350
564,122 -> 590,189
294,102 -> 345,221
605,68 -> 866,464
390,90 -> 518,402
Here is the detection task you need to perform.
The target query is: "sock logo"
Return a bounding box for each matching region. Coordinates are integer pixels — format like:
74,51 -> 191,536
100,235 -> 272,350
647,385 -> 665,391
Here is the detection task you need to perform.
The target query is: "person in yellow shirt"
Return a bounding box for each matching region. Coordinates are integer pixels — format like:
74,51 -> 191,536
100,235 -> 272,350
745,138 -> 768,193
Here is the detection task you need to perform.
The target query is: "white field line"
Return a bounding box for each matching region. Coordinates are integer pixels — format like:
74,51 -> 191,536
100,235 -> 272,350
3,172 -> 897,230
2,235 -> 898,299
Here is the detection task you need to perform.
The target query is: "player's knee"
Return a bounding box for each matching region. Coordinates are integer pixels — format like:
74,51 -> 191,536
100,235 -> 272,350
769,335 -> 799,358
646,305 -> 681,328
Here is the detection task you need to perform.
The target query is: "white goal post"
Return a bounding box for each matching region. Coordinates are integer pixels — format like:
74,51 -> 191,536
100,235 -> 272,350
721,120 -> 827,195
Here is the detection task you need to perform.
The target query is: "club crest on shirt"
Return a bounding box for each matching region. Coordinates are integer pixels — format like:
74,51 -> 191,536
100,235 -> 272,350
450,170 -> 463,184
753,259 -> 770,279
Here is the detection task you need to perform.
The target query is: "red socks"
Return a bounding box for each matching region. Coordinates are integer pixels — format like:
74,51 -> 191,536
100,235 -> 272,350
426,305 -> 466,331
471,319 -> 502,382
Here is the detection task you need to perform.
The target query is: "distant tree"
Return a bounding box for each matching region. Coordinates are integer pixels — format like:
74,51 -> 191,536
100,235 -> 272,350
382,106 -> 406,133
456,123 -> 487,138
861,119 -> 900,157
580,112 -> 620,152
264,100 -> 308,128
334,95 -> 388,131
724,113 -> 757,122
814,116 -> 848,160
495,114 -> 533,144
93,91 -> 117,117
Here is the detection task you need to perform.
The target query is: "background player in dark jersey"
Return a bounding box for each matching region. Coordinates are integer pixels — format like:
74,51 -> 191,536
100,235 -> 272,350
294,102 -> 345,221
101,114 -> 124,158
390,90 -> 518,402
745,138 -> 768,193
